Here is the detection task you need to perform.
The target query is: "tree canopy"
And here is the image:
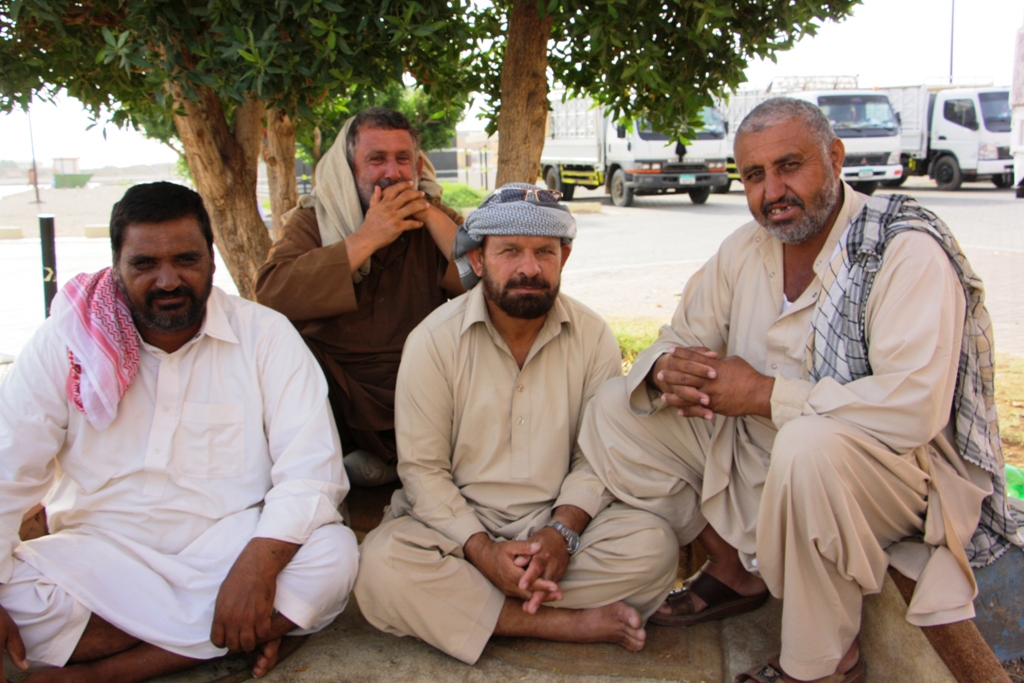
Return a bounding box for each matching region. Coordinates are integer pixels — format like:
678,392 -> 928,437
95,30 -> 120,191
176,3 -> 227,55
0,0 -> 477,296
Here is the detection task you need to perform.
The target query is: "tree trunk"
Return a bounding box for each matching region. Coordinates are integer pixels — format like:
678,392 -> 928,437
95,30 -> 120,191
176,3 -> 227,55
264,106 -> 298,240
171,85 -> 270,300
495,0 -> 553,186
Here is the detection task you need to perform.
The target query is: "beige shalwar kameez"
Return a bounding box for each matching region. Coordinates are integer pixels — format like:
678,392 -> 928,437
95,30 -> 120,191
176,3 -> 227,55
355,286 -> 679,664
580,184 -> 990,679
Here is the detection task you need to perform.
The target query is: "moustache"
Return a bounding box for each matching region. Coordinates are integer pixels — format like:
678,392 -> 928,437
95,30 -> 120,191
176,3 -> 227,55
377,177 -> 402,190
762,193 -> 805,216
147,286 -> 195,306
505,275 -> 551,291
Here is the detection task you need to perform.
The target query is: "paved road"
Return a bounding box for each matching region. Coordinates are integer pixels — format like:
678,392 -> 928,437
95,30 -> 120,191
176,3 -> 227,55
560,178 -> 1024,355
1,178 -> 1021,357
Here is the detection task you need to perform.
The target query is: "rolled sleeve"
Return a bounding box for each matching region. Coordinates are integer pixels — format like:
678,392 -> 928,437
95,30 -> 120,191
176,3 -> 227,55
770,375 -> 815,430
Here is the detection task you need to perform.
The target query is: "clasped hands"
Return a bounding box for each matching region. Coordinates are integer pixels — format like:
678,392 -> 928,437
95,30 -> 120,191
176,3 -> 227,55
464,526 -> 572,615
650,346 -> 774,420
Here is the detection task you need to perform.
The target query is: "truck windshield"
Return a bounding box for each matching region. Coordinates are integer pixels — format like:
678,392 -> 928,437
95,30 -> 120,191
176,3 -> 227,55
817,95 -> 898,138
636,107 -> 725,141
979,91 -> 1011,133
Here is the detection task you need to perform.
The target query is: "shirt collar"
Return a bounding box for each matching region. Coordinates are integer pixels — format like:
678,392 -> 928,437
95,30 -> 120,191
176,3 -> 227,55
200,287 -> 239,345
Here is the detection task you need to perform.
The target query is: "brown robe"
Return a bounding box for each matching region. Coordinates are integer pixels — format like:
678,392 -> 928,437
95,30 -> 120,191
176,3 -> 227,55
254,202 -> 462,463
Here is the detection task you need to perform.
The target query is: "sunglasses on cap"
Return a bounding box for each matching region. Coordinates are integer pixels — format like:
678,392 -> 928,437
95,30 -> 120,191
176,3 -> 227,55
496,187 -> 562,204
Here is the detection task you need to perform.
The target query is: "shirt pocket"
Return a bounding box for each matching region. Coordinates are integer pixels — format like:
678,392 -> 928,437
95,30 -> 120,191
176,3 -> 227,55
174,402 -> 245,478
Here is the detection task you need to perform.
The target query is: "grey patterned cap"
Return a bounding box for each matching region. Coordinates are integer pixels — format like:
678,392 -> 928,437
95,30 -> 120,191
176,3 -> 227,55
453,182 -> 576,289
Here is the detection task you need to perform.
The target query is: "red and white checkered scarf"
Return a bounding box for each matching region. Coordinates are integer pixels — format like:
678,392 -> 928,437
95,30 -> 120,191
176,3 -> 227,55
51,268 -> 139,431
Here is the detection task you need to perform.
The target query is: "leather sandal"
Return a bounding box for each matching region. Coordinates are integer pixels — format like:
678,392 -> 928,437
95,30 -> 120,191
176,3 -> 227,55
735,656 -> 866,683
648,570 -> 769,627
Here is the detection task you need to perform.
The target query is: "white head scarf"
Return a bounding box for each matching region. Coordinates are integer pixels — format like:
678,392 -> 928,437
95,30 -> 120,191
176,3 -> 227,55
288,114 -> 443,282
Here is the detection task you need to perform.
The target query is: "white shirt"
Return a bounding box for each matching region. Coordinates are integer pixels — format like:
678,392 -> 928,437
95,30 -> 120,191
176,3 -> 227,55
0,287 -> 347,584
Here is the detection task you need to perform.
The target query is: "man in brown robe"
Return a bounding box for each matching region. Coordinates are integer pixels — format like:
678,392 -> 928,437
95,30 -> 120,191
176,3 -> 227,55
256,108 -> 464,486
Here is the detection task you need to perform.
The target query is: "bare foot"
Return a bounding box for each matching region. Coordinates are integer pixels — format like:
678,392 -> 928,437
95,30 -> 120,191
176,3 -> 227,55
574,602 -> 647,652
251,636 -> 281,678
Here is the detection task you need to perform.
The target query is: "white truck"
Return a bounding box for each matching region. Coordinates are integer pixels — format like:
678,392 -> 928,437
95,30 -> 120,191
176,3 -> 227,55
540,95 -> 730,207
878,85 -> 1013,191
722,77 -> 904,195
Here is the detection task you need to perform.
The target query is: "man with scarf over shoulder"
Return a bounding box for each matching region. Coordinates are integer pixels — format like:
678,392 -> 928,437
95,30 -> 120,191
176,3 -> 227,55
255,107 -> 465,487
0,182 -> 357,682
579,98 -> 1024,683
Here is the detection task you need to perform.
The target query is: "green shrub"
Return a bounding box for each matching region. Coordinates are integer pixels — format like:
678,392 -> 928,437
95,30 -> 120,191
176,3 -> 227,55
440,182 -> 486,209
609,318 -> 662,373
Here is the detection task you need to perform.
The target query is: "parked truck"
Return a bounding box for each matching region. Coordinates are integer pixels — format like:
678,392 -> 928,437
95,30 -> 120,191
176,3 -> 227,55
878,85 -> 1013,191
722,76 -> 904,195
540,95 -> 729,207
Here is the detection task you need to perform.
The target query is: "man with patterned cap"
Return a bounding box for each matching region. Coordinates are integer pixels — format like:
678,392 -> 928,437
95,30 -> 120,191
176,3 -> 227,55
256,107 -> 464,487
354,183 -> 678,663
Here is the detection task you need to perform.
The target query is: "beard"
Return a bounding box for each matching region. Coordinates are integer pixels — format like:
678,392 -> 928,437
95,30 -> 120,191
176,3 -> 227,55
357,175 -> 419,213
116,270 -> 213,336
481,265 -> 559,320
756,175 -> 840,245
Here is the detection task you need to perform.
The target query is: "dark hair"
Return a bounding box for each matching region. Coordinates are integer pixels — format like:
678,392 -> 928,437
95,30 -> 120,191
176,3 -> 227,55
345,107 -> 421,166
110,182 -> 213,261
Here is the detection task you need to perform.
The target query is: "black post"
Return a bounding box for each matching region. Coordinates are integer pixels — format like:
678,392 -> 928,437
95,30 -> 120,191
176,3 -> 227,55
39,214 -> 57,317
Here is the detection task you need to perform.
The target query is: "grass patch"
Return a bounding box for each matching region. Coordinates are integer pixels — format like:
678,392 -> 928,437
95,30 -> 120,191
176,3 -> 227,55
996,354 -> 1024,469
610,318 -> 663,374
439,182 -> 486,209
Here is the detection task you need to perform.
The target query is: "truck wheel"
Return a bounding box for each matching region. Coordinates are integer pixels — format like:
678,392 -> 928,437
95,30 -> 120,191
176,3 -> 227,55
850,181 -> 878,196
993,173 -> 1013,189
933,156 -> 962,191
688,187 -> 711,204
544,166 -> 574,200
611,168 -> 633,207
712,179 -> 732,194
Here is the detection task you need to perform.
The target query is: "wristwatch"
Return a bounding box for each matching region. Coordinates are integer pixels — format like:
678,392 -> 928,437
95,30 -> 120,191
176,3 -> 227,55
547,520 -> 581,555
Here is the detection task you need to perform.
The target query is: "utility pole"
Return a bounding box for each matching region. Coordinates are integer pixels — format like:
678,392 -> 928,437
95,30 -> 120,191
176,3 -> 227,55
949,0 -> 955,84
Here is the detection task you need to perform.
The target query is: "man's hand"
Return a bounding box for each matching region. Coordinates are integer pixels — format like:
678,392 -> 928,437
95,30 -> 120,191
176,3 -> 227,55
463,533 -> 561,605
211,538 -> 299,653
697,355 -> 774,418
515,505 -> 591,613
345,181 -> 432,272
649,347 -> 720,420
651,348 -> 774,420
0,604 -> 28,679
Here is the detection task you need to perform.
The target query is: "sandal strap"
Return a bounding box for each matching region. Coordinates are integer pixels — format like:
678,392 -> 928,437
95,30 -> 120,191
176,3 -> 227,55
687,571 -> 742,606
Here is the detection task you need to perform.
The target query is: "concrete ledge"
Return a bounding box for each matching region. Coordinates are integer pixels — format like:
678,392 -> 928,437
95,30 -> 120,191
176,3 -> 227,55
0,227 -> 23,239
85,225 -> 109,239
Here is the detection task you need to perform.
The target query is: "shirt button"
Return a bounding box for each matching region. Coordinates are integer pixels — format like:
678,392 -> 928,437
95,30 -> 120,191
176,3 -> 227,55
379,298 -> 384,303
771,363 -> 778,370
517,417 -> 525,425
770,272 -> 775,278
153,448 -> 161,454
517,384 -> 524,392
162,406 -> 170,413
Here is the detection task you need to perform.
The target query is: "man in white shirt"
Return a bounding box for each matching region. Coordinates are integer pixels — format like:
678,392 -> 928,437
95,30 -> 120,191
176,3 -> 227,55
0,182 -> 358,682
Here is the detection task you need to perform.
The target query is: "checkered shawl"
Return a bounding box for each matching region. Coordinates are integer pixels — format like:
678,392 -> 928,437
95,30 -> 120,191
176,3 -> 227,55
806,193 -> 1023,567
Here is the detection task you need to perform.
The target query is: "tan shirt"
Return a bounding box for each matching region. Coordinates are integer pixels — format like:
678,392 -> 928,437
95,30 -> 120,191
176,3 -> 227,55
388,285 -> 622,547
628,184 -> 980,563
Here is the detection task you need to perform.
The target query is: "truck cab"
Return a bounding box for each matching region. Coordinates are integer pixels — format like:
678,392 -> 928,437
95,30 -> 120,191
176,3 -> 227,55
606,108 -> 730,206
928,88 -> 1013,189
786,90 -> 903,195
540,95 -> 729,207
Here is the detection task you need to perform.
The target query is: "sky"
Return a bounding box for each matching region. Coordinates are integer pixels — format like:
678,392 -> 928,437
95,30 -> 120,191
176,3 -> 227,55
0,0 -> 1021,166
